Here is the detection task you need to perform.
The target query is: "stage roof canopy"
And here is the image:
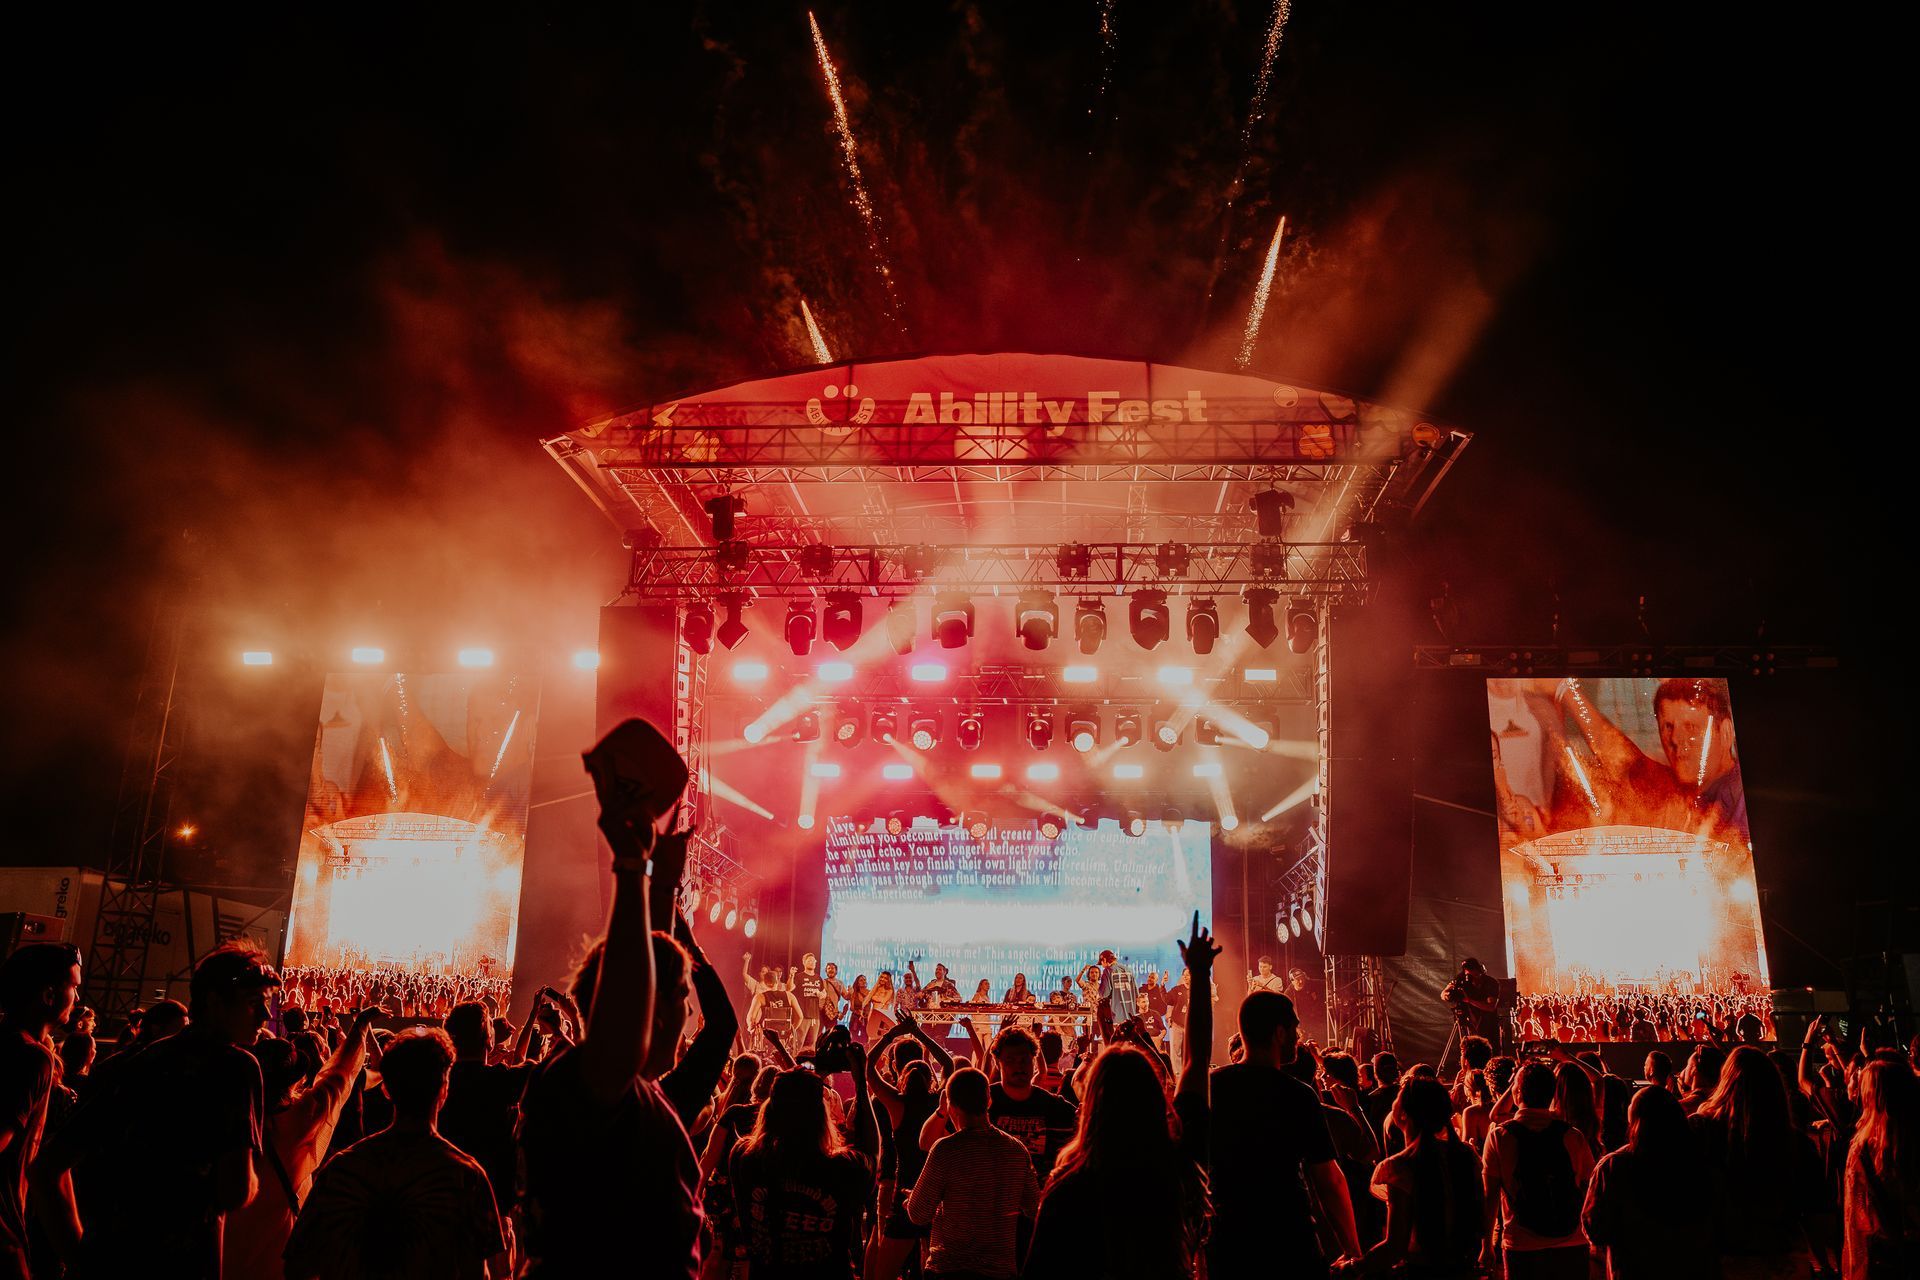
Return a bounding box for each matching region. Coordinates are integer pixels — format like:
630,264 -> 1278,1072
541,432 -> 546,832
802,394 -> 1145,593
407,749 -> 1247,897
546,353 -> 1468,590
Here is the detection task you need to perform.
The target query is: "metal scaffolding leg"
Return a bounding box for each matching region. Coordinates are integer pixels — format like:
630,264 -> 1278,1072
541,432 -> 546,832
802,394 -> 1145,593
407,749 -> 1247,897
87,603 -> 187,1032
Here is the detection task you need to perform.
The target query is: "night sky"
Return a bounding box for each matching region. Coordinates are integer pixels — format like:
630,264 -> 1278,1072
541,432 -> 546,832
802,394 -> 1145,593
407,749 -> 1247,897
8,6 -> 1900,973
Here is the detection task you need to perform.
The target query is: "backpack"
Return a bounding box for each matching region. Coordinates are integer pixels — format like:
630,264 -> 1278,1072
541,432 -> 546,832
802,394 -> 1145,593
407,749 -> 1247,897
1505,1118 -> 1579,1239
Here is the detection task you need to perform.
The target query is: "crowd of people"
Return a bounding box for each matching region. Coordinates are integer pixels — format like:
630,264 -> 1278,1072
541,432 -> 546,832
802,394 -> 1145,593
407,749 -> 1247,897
1513,992 -> 1778,1045
0,718 -> 1913,1278
280,966 -> 514,1023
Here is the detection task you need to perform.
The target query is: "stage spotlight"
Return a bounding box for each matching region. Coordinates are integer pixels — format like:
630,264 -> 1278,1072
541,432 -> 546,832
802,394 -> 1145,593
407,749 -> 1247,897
964,811 -> 990,839
1301,898 -> 1316,932
1068,709 -> 1099,753
1026,762 -> 1060,781
1114,710 -> 1143,747
933,593 -> 975,649
743,722 -> 768,744
871,708 -> 898,744
1056,543 -> 1091,579
717,595 -> 750,650
1245,667 -> 1279,682
1243,587 -> 1280,649
910,662 -> 948,682
816,661 -> 854,682
684,878 -> 703,914
1251,543 -> 1289,579
681,601 -> 715,655
794,712 -> 820,742
885,600 -> 916,655
1062,664 -> 1098,683
1025,712 -> 1053,751
835,707 -> 864,746
785,602 -> 816,656
957,712 -> 985,751
1192,762 -> 1224,778
1195,718 -> 1219,746
1152,717 -> 1180,750
1125,811 -> 1146,837
742,905 -> 759,939
1016,591 -> 1059,650
799,543 -> 837,577
1161,807 -> 1184,832
1156,543 -> 1191,578
1289,903 -> 1304,938
351,647 -> 385,665
733,661 -> 770,682
797,813 -> 816,829
809,761 -> 842,778
1186,598 -> 1220,655
1113,763 -> 1145,780
239,650 -> 274,667
1129,590 -> 1171,650
1274,909 -> 1289,942
1039,816 -> 1063,839
708,897 -> 725,925
458,649 -> 494,669
887,811 -> 907,836
1286,598 -> 1319,654
1250,487 -> 1295,538
823,593 -> 863,651
1074,599 -> 1107,655
724,899 -> 740,931
968,762 -> 1002,779
910,711 -> 942,751
573,650 -> 601,671
880,763 -> 913,780
704,493 -> 748,542
1221,814 -> 1241,831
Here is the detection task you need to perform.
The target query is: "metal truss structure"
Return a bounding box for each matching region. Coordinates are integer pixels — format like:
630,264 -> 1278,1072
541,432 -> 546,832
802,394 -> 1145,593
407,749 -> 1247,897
1412,644 -> 1839,677
553,357 -> 1472,1016
619,539 -> 1370,603
87,604 -> 188,1032
708,661 -> 1316,710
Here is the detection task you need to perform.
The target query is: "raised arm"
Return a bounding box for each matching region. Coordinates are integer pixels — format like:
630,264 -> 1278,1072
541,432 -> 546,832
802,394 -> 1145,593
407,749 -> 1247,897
660,913 -> 739,1126
845,1042 -> 879,1160
898,1010 -> 955,1078
1174,912 -> 1220,1157
865,1022 -> 910,1116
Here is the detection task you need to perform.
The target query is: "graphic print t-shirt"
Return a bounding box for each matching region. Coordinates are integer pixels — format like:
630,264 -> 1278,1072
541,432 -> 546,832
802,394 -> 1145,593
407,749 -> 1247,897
988,1083 -> 1078,1180
730,1146 -> 873,1280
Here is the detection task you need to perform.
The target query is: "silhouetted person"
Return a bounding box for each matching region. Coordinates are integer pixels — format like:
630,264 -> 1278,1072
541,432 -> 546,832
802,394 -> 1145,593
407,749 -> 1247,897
1690,1044 -> 1821,1277
1582,1084 -> 1715,1280
729,1067 -> 876,1279
1482,1060 -> 1595,1280
37,942 -> 277,1278
1844,1057 -> 1919,1279
1336,1077 -> 1485,1277
283,1027 -> 506,1279
436,1000 -> 530,1218
906,1067 -> 1037,1279
1209,991 -> 1360,1278
0,943 -> 81,1279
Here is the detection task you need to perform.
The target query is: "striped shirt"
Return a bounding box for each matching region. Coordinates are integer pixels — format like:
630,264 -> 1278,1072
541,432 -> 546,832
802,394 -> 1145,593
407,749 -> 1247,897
906,1123 -> 1039,1278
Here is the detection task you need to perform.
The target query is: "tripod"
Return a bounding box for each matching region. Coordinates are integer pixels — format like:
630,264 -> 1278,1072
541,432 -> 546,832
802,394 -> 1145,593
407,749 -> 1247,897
1439,1007 -> 1475,1081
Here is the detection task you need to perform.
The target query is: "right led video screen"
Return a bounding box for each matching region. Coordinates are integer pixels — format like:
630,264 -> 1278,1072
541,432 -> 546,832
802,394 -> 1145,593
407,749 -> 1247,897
1488,677 -> 1771,1040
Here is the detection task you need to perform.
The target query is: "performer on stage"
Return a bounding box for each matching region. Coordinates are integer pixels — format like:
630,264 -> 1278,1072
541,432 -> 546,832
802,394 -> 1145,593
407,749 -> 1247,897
1093,949 -> 1137,1044
1247,955 -> 1287,995
792,953 -> 824,1050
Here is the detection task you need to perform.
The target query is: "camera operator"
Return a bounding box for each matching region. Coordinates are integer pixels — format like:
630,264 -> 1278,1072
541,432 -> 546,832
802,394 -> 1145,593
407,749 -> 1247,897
1441,958 -> 1501,1046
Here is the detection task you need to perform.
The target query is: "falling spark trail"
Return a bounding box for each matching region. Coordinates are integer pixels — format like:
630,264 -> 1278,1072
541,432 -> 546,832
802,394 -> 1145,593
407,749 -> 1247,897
490,709 -> 521,781
1238,0 -> 1294,164
808,11 -> 907,336
1200,0 -> 1296,313
1090,0 -> 1118,139
1695,716 -> 1714,791
1235,214 -> 1287,368
800,297 -> 834,364
378,737 -> 399,801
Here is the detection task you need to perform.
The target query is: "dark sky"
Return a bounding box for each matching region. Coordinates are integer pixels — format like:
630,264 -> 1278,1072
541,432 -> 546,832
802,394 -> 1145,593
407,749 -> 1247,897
7,6 -> 1898,963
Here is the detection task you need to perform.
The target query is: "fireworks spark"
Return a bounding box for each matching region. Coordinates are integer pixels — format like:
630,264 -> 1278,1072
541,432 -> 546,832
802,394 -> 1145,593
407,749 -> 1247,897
1695,715 -> 1714,791
808,11 -> 907,336
800,296 -> 834,364
1235,214 -> 1287,368
1092,0 -> 1118,116
1563,745 -> 1603,816
1239,0 -> 1293,161
489,709 -> 521,781
378,736 -> 399,801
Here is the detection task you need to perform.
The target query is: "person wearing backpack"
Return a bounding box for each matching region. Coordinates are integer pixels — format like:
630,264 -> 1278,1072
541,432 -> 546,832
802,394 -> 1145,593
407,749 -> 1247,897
1482,1060 -> 1596,1280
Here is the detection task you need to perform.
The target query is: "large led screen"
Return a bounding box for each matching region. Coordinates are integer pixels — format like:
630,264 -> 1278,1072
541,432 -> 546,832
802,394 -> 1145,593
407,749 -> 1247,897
284,672 -> 537,980
1489,677 -> 1769,1009
820,816 -> 1212,998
